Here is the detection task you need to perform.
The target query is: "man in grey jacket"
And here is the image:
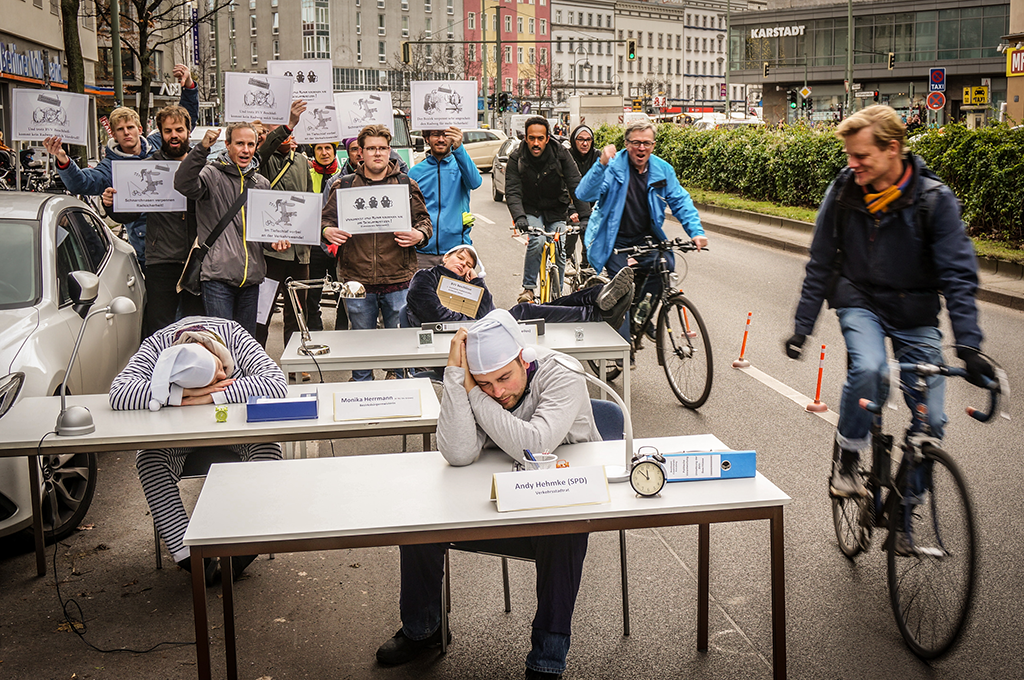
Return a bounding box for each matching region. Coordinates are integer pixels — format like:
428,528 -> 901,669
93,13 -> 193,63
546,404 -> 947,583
174,123 -> 290,337
376,309 -> 597,680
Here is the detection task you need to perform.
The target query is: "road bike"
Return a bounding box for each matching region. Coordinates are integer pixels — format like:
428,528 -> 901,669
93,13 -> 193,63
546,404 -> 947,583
600,237 -> 713,409
513,223 -> 575,304
831,356 -> 1001,658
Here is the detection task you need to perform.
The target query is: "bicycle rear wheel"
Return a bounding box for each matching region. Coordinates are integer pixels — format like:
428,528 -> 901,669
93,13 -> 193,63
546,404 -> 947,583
656,295 -> 712,409
831,442 -> 872,558
887,444 -> 977,659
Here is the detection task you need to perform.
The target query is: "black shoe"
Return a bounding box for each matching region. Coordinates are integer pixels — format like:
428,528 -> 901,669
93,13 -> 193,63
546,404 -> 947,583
597,267 -> 634,311
231,554 -> 257,581
177,556 -> 222,587
525,669 -> 562,680
376,627 -> 449,666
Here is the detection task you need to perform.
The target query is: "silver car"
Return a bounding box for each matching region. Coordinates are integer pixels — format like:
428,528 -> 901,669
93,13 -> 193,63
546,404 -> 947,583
0,193 -> 145,541
489,138 -> 520,202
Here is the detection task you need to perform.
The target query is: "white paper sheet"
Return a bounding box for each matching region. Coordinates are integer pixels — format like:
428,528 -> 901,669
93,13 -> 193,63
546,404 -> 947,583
246,189 -> 323,245
223,72 -> 293,124
409,80 -> 477,130
336,183 -> 411,234
267,59 -> 333,104
256,277 -> 279,325
11,89 -> 90,144
111,161 -> 186,212
292,104 -> 341,144
333,91 -> 394,138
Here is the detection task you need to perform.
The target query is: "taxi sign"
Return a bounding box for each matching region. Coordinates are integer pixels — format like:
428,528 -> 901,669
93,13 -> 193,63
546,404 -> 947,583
926,91 -> 945,111
971,86 -> 988,105
929,67 -> 946,92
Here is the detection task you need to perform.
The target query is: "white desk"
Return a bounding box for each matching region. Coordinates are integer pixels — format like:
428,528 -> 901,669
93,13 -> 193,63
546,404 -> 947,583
279,322 -> 633,410
185,435 -> 791,680
0,379 -> 439,576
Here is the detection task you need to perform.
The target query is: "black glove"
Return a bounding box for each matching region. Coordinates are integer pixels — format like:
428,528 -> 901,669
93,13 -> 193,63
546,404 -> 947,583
514,216 -> 530,232
957,346 -> 996,388
784,333 -> 806,360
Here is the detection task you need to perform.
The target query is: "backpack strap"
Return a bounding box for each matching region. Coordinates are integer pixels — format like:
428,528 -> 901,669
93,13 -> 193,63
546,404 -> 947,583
269,150 -> 295,188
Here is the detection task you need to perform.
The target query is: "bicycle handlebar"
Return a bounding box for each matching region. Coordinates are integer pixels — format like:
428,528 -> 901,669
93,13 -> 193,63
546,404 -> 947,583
511,224 -> 581,238
857,363 -> 1000,423
612,237 -> 704,256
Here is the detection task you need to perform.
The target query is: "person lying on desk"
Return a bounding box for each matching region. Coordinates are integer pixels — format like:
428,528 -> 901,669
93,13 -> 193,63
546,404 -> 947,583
109,317 -> 287,586
376,309 -> 599,680
405,243 -> 635,330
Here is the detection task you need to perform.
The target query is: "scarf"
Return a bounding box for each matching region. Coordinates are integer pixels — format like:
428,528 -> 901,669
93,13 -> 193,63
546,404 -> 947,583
569,125 -> 597,173
863,162 -> 912,215
311,157 -> 338,176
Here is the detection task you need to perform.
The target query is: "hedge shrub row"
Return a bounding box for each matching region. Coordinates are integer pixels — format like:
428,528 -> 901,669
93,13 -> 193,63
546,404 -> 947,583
591,122 -> 1024,244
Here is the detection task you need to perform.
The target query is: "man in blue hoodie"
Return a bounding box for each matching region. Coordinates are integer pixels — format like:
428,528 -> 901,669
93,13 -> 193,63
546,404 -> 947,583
42,64 -> 199,271
409,126 -> 482,269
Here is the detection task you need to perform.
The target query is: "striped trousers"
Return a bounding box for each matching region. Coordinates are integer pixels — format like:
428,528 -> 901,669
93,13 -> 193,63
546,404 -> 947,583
136,443 -> 282,563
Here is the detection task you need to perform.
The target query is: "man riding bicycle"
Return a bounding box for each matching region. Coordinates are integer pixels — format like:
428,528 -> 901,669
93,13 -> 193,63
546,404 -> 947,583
576,119 -> 707,341
786,105 -> 995,515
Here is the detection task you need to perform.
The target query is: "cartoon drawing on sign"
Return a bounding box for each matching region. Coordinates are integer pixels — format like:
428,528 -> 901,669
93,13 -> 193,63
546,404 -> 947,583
380,195 -> 393,208
423,87 -> 462,114
368,196 -> 378,209
243,77 -> 276,108
309,107 -> 333,130
283,71 -> 293,78
307,71 -> 318,83
295,71 -> 306,83
33,94 -> 68,125
354,197 -> 366,210
350,96 -> 381,125
131,169 -> 163,196
271,198 -> 298,226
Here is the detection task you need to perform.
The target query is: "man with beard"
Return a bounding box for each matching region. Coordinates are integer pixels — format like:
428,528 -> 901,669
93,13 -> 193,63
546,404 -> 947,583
42,64 -> 199,271
174,123 -> 291,335
100,103 -> 204,336
504,117 -> 589,303
566,125 -> 598,271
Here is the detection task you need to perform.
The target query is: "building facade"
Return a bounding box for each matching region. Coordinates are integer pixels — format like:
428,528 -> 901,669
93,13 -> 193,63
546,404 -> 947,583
550,0 -> 617,103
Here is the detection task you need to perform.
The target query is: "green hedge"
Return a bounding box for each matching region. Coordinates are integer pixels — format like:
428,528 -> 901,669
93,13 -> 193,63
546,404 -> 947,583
591,122 -> 1024,244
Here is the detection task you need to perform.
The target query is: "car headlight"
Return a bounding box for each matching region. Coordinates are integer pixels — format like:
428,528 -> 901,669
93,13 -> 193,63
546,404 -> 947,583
0,372 -> 25,419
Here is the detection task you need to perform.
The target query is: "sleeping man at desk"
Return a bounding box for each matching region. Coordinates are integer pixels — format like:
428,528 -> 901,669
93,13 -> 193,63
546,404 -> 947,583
109,317 -> 287,586
404,243 -> 634,330
376,309 -> 599,680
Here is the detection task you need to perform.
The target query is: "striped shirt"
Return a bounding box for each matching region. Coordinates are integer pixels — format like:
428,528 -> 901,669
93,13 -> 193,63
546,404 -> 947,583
109,316 -> 287,410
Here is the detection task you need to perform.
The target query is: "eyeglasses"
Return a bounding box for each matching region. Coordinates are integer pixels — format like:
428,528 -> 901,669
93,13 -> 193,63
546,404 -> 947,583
363,146 -> 391,155
625,140 -> 655,149
576,137 -> 593,143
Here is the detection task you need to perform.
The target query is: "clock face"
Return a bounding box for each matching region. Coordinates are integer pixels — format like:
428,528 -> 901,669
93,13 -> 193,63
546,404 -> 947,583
630,460 -> 666,497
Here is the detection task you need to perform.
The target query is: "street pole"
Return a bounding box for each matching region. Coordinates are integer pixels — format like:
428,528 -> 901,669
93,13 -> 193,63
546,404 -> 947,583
845,0 -> 853,117
111,0 -> 123,106
214,6 -> 221,122
724,0 -> 730,117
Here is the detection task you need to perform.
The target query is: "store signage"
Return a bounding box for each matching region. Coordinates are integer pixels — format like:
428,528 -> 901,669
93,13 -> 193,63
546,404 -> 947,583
0,43 -> 65,84
750,25 -> 806,39
1007,47 -> 1024,78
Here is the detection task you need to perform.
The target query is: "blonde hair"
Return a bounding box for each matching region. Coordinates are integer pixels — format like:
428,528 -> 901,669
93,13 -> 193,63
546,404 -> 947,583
836,105 -> 907,155
225,122 -> 258,144
108,106 -> 141,131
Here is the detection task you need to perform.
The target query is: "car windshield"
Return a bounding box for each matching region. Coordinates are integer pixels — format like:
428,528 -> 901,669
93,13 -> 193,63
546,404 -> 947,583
0,220 -> 39,309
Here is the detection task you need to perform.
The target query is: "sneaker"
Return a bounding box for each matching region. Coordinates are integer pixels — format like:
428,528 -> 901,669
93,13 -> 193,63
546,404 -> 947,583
385,370 -> 401,380
829,464 -> 867,498
301,372 -> 312,383
518,289 -> 535,304
565,264 -> 577,278
178,556 -> 222,587
376,627 -> 450,666
597,267 -> 634,311
525,670 -> 562,680
231,554 -> 257,581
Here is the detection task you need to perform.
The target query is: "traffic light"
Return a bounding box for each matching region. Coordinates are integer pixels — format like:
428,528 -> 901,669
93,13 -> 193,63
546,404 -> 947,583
763,61 -> 770,78
805,97 -> 813,111
487,93 -> 496,110
402,41 -> 410,65
497,91 -> 509,112
872,90 -> 880,102
887,52 -> 895,70
787,90 -> 797,109
627,39 -> 637,61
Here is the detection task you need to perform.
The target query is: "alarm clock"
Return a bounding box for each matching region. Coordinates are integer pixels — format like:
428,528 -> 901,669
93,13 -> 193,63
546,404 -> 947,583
630,448 -> 667,497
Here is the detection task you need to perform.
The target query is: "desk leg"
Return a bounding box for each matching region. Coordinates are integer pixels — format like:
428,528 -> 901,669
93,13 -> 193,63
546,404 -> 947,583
28,455 -> 45,577
191,548 -> 212,680
222,556 -> 238,680
423,432 -> 430,450
598,359 -> 608,398
623,350 -> 631,413
770,508 -> 787,680
697,523 -> 709,652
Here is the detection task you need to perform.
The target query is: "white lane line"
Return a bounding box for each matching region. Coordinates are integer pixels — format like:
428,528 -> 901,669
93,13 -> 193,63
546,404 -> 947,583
472,212 -> 495,225
737,365 -> 839,426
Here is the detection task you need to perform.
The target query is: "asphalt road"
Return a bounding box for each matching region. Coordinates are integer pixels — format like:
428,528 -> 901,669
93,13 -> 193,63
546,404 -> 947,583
2,172 -> 1022,679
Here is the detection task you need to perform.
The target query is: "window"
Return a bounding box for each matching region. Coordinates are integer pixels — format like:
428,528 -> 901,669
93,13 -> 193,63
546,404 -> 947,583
447,19 -> 454,39
272,12 -> 278,34
356,39 -> 362,61
229,16 -> 235,38
517,17 -> 523,33
597,65 -> 603,81
469,43 -> 476,61
686,84 -> 691,99
597,42 -> 602,55
568,11 -> 573,25
273,39 -> 279,58
555,63 -> 562,78
556,37 -> 562,53
230,43 -> 236,66
356,12 -> 361,34
424,0 -> 430,9
517,46 -> 523,63
402,0 -> 408,8
587,13 -> 592,26
596,14 -> 601,28
702,15 -> 707,28
647,32 -> 653,48
378,13 -> 385,36
425,43 -> 433,65
447,0 -> 454,14
667,60 -> 671,74
529,17 -> 534,34
555,10 -> 561,23
627,30 -> 632,39
657,58 -> 662,73
425,18 -> 432,38
377,0 -> 384,7
676,35 -> 681,49
618,55 -> 623,71
505,15 -> 511,32
209,73 -> 217,91
658,33 -> 663,48
676,59 -> 680,72
540,19 -> 546,34
249,0 -> 255,8
647,57 -> 652,71
703,38 -> 707,52
401,16 -> 408,37
686,36 -> 691,51
251,42 -> 258,63
378,40 -> 386,62
578,12 -> 583,25
504,46 -> 511,63
271,0 -> 277,6
505,77 -> 512,90
528,47 -> 535,64
468,12 -> 475,29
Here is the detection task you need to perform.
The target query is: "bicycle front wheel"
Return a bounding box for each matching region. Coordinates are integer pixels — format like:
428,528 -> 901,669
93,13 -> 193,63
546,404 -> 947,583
536,246 -> 556,304
656,295 -> 713,409
831,442 -> 872,559
887,444 -> 977,659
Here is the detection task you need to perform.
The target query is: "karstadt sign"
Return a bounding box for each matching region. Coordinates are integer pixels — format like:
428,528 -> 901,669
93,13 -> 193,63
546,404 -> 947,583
750,25 -> 806,39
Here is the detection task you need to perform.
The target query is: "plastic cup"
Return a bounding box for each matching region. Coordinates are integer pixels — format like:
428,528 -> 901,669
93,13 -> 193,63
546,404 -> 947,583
524,453 -> 558,470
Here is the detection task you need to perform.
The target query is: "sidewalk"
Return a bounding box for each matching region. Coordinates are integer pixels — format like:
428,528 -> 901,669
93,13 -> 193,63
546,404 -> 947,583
692,202 -> 1024,312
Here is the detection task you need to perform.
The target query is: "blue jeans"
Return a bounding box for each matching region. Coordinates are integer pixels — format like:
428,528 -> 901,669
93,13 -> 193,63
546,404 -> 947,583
522,214 -> 566,291
605,248 -> 675,341
398,533 -> 588,675
344,288 -> 408,381
836,307 -> 947,453
201,280 -> 260,338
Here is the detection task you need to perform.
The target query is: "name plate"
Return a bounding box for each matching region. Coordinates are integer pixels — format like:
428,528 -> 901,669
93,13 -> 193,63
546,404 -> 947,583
333,389 -> 421,421
663,450 -> 756,482
490,465 -> 610,512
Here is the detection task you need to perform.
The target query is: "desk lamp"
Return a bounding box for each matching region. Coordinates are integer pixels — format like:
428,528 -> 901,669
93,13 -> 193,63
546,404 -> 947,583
552,355 -> 634,482
286,277 -> 365,356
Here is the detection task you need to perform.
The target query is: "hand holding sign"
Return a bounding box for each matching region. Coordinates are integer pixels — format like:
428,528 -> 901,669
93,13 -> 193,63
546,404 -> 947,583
42,136 -> 69,165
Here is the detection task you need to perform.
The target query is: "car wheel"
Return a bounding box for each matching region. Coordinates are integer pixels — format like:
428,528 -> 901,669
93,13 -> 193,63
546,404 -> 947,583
35,452 -> 98,543
493,180 -> 504,202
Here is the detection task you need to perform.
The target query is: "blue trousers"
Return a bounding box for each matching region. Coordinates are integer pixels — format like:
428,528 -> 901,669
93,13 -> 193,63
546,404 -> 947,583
836,307 -> 947,452
399,533 -> 588,675
604,248 -> 675,341
344,288 -> 408,381
201,280 -> 260,338
509,286 -> 602,324
522,214 -> 566,291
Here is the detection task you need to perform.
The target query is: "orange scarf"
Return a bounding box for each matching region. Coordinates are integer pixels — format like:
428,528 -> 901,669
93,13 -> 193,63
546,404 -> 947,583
863,163 -> 912,215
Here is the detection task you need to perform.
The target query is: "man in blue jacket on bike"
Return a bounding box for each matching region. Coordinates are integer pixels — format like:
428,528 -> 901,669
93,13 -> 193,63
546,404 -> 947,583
576,119 -> 707,341
409,126 -> 482,269
43,64 -> 199,271
786,106 -> 995,551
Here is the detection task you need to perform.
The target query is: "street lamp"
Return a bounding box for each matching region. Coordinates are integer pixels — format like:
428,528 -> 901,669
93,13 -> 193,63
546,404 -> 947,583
572,46 -> 591,96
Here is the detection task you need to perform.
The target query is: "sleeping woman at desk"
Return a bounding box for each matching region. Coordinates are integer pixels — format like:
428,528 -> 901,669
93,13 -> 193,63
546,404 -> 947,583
109,317 -> 287,586
404,244 -> 635,329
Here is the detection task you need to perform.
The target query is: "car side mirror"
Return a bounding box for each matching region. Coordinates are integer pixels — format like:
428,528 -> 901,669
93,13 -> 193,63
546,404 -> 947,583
68,270 -> 100,319
414,138 -> 424,153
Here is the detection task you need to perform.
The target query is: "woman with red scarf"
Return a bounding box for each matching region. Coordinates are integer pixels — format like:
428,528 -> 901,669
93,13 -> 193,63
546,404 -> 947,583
308,142 -> 345,330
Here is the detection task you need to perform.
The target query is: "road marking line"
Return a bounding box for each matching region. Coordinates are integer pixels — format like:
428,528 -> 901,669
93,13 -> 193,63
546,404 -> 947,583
472,212 -> 495,225
737,365 -> 839,426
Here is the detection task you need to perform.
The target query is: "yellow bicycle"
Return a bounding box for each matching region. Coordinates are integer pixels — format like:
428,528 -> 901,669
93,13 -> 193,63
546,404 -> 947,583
514,224 -> 575,303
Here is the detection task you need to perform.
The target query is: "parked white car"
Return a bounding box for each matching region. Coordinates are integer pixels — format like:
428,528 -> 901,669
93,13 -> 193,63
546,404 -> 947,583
0,193 -> 145,542
411,128 -> 508,171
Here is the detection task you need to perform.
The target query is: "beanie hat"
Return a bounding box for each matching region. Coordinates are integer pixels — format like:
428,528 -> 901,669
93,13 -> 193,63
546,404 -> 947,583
444,244 -> 486,279
148,344 -> 218,411
466,309 -> 537,375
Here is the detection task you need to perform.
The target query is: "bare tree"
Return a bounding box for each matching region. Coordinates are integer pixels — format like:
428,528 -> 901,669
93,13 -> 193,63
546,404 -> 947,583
387,34 -> 467,114
59,0 -> 88,165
